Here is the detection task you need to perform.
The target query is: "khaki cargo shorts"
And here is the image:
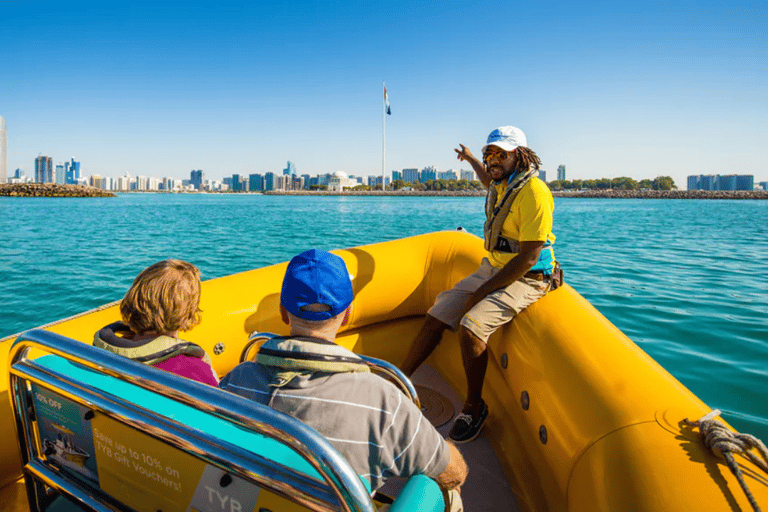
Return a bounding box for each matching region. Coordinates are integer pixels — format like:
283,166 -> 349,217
427,258 -> 550,343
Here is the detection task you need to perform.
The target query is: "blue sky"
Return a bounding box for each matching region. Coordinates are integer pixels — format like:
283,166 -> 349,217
2,1 -> 766,186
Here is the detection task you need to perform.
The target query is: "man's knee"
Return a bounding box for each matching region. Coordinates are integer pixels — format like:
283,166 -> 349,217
425,314 -> 450,333
458,325 -> 486,357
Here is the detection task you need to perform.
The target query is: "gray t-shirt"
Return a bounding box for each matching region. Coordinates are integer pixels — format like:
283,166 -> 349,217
219,359 -> 450,491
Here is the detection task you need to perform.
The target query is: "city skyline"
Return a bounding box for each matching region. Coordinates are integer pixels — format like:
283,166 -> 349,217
2,2 -> 766,187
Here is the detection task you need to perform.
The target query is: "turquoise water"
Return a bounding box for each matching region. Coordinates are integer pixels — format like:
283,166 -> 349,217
1,194 -> 766,439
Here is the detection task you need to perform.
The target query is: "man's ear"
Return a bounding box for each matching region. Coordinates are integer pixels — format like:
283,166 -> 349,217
279,304 -> 290,325
340,304 -> 352,326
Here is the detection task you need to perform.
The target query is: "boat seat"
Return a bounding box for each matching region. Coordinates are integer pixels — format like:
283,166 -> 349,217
9,329 -> 445,512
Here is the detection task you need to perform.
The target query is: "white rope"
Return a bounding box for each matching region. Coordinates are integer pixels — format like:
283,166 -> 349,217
685,409 -> 768,511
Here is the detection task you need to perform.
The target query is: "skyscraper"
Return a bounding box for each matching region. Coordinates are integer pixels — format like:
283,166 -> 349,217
55,163 -> 65,184
35,155 -> 53,183
264,172 -> 275,191
283,161 -> 296,176
420,166 -> 437,182
557,165 -> 566,182
0,116 -> 6,184
402,168 -> 419,183
249,173 -> 264,191
65,158 -> 81,184
190,170 -> 204,190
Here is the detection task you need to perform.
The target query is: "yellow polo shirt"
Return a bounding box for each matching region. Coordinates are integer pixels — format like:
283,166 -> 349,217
487,177 -> 556,271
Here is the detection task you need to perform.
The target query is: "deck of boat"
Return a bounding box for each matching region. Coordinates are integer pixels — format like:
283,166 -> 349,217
378,364 -> 521,512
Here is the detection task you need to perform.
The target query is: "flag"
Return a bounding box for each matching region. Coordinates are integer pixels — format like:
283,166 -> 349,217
384,85 -> 391,115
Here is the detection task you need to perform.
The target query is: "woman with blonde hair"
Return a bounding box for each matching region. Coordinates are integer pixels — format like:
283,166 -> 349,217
93,259 -> 218,385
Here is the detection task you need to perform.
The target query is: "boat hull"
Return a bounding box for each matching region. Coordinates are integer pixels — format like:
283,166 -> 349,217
2,231 -> 766,510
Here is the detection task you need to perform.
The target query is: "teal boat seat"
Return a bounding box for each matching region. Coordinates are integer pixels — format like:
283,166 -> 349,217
9,329 -> 446,512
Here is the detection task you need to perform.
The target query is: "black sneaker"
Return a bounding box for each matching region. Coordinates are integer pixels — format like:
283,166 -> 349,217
448,400 -> 488,443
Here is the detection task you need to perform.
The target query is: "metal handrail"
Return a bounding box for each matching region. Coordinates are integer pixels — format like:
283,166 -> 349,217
358,355 -> 421,409
242,332 -> 421,408
9,329 -> 375,512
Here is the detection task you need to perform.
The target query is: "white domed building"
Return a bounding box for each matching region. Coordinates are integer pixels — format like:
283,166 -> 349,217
327,171 -> 357,192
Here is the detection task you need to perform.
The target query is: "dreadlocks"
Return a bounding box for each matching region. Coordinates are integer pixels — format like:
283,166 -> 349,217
513,147 -> 542,172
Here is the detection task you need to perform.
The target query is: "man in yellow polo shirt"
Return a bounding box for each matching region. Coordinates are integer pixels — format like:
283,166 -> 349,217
400,126 -> 556,443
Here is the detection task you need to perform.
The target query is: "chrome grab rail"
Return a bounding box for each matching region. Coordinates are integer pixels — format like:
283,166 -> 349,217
242,332 -> 421,409
9,329 -> 375,512
358,355 -> 421,410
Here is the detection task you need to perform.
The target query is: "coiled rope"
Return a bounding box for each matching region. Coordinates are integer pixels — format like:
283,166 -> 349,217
684,409 -> 768,512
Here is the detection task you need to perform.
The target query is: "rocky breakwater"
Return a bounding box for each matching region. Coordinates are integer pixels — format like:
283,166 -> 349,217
552,189 -> 768,200
0,183 -> 116,198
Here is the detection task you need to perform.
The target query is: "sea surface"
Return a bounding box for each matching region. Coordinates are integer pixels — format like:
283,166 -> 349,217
1,194 -> 766,440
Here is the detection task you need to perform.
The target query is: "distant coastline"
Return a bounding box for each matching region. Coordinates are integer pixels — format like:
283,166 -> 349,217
3,184 -> 765,200
0,183 -> 116,198
550,189 -> 768,200
264,189 -> 768,199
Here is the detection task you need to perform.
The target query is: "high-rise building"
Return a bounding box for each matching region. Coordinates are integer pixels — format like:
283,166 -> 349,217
231,174 -> 248,192
249,173 -> 264,192
0,116 -> 6,184
460,170 -> 475,181
116,174 -> 131,191
264,172 -> 275,191
283,161 -> 296,176
736,175 -> 754,191
55,163 -> 65,184
368,175 -> 390,188
65,158 -> 81,184
90,175 -> 109,189
438,169 -> 458,181
700,175 -> 717,190
538,170 -> 546,183
402,168 -> 419,183
190,170 -> 204,190
420,166 -> 437,182
557,165 -> 566,182
35,155 -> 53,183
392,170 -> 402,182
717,175 -> 737,191
687,174 -> 754,191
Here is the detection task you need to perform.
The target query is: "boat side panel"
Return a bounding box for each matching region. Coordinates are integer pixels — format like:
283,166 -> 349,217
567,421 -> 768,510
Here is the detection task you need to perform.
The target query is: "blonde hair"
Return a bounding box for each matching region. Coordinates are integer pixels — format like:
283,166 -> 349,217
120,259 -> 202,335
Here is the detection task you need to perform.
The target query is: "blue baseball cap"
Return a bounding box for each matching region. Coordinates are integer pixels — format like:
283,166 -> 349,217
281,249 -> 354,321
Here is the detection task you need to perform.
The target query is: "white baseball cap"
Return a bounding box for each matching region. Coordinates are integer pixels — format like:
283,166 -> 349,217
482,126 -> 527,153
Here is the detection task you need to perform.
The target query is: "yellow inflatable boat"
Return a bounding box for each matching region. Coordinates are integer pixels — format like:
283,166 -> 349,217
2,231 -> 767,511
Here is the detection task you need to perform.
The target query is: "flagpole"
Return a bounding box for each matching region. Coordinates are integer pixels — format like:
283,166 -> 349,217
382,81 -> 386,192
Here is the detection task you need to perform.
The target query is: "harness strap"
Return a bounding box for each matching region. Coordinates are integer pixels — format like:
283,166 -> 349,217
484,167 -> 538,253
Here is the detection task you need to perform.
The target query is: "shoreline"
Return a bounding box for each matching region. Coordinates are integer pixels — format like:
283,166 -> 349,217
0,184 -> 116,198
3,184 -> 766,200
265,189 -> 768,199
550,189 -> 768,199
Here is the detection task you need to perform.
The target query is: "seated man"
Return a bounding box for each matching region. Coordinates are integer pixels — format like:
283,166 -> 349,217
94,259 -> 219,386
219,249 -> 467,508
400,126 -> 556,443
